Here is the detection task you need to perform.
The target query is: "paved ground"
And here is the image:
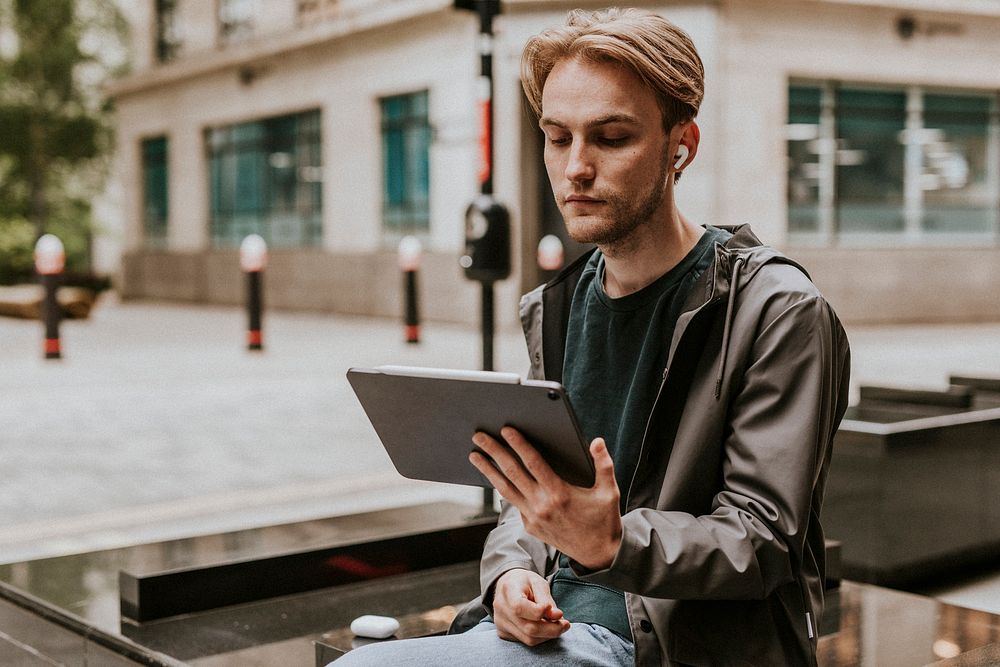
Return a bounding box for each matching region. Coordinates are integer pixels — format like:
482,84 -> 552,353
0,296 -> 530,561
2,295 -> 1000,608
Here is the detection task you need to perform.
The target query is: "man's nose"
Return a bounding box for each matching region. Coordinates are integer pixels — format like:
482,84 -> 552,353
565,142 -> 595,183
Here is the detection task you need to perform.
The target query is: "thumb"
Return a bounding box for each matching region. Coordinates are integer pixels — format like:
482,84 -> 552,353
590,438 -> 616,483
528,576 -> 561,619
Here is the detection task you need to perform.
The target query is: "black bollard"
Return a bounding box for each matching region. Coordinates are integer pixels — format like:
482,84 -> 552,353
41,274 -> 61,359
34,234 -> 65,360
247,270 -> 263,351
240,235 -> 268,352
398,236 -> 422,344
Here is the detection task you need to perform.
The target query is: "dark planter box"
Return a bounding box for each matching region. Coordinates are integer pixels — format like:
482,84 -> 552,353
824,381 -> 1000,588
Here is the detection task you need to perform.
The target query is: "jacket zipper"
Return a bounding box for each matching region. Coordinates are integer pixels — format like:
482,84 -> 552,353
622,246 -> 735,511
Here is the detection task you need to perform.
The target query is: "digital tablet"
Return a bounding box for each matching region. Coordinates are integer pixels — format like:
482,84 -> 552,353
347,365 -> 595,488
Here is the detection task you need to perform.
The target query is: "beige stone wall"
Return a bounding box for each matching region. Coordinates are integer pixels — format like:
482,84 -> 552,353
789,246 -> 1000,323
715,0 -> 1000,321
113,6 -> 526,326
122,248 -> 494,325
717,0 -> 1000,244
109,0 -> 1000,324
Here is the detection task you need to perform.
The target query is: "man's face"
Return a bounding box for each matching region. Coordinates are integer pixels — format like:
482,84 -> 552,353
540,57 -> 673,248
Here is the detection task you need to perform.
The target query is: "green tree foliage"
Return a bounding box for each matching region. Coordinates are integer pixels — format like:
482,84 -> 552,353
0,0 -> 127,282
0,216 -> 34,283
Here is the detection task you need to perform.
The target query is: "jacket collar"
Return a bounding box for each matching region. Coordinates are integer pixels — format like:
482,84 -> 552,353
527,224 -> 811,384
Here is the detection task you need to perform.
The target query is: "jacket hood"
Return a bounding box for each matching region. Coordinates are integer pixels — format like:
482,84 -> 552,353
520,224 -> 815,387
702,224 -> 811,305
687,224 -> 814,400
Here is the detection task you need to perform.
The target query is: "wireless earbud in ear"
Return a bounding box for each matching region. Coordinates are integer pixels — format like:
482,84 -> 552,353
674,145 -> 689,170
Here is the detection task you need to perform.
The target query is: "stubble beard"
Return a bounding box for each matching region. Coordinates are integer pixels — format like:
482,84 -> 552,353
559,152 -> 671,256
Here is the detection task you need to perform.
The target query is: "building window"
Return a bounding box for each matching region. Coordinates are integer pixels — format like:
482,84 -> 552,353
207,110 -> 323,247
921,93 -> 995,234
155,0 -> 180,63
786,82 -> 1000,243
142,137 -> 169,248
381,91 -> 431,236
218,0 -> 255,45
836,87 -> 907,235
786,85 -> 824,236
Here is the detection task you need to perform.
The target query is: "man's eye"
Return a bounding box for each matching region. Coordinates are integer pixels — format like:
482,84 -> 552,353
547,136 -> 570,146
600,136 -> 628,147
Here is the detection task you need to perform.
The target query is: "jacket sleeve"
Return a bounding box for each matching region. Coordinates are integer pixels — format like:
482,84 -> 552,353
571,293 -> 849,600
478,498 -> 557,611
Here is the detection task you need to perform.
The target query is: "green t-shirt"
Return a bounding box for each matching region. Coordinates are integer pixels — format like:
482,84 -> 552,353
551,225 -> 731,640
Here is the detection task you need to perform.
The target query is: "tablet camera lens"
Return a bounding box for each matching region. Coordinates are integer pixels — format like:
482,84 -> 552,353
547,390 -> 559,400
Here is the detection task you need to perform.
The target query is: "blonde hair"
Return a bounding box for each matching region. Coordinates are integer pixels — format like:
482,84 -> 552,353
521,8 -> 704,132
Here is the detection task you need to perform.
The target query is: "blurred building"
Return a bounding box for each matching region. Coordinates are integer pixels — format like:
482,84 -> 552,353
108,0 -> 1000,324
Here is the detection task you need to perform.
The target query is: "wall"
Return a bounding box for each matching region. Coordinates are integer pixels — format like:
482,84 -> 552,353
113,0 -> 1000,324
116,8 -> 525,326
716,0 -> 1000,322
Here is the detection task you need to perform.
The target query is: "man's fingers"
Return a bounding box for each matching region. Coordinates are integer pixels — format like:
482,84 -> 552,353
541,604 -> 564,621
527,576 -> 560,617
469,451 -> 526,505
472,432 -> 535,490
492,569 -> 570,646
496,615 -> 569,645
500,427 -> 561,487
590,438 -> 618,487
510,594 -> 547,621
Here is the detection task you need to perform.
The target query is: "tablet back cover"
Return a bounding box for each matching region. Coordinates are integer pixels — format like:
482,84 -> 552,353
347,368 -> 594,488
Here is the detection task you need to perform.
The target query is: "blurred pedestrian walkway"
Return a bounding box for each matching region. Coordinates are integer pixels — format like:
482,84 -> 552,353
2,296 -> 1000,608
0,295 -> 529,563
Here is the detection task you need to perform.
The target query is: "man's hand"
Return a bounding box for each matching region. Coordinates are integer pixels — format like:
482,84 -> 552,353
492,568 -> 569,645
469,427 -> 622,570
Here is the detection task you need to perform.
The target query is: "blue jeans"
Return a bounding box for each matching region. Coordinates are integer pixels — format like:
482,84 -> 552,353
329,620 -> 634,666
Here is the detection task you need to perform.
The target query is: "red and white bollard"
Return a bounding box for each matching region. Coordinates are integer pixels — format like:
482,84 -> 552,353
537,234 -> 564,283
240,234 -> 267,352
34,234 -> 65,360
398,236 -> 422,344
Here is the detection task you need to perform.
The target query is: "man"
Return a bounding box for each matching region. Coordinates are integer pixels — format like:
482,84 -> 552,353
336,7 -> 850,666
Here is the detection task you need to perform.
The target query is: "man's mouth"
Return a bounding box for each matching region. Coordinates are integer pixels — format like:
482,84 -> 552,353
564,195 -> 604,205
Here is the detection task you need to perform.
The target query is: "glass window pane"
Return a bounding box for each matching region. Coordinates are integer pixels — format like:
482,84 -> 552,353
410,90 -> 428,116
921,93 -> 994,234
835,87 -> 907,233
787,85 -> 823,234
384,128 -> 406,208
142,137 -> 168,247
206,110 -> 323,247
380,91 -> 431,234
382,97 -> 405,123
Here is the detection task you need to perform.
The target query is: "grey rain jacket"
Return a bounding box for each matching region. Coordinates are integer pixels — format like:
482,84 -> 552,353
479,225 -> 851,666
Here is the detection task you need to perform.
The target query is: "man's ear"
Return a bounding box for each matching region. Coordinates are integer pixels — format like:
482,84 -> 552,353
674,120 -> 700,171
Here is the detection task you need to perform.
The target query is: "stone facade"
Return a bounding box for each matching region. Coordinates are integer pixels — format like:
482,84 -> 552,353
106,0 -> 1000,324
